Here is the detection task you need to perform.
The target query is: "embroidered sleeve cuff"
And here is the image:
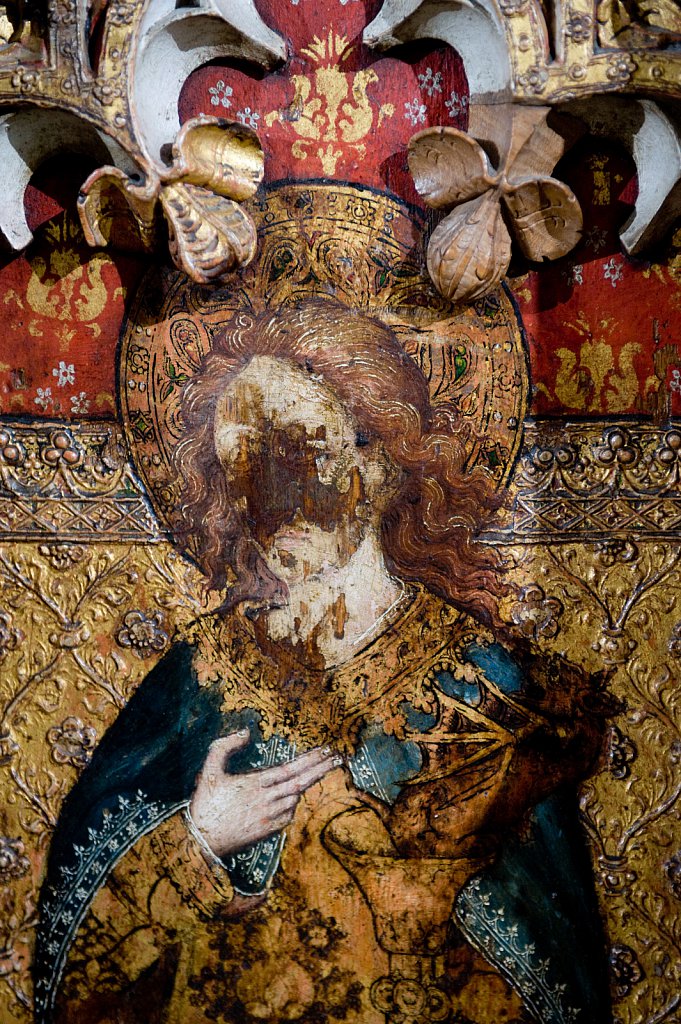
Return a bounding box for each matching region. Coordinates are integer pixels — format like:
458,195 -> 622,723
149,807 -> 235,917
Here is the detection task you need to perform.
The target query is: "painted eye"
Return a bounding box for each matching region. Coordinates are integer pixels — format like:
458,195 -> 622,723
355,431 -> 370,447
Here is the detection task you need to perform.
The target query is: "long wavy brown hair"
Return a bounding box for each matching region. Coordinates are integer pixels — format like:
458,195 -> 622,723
173,299 -> 507,625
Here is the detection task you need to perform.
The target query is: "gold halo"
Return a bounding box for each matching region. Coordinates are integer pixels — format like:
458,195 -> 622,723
120,182 -> 528,534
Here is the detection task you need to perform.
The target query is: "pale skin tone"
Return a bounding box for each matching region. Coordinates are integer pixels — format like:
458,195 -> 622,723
190,733 -> 342,859
191,357 -> 404,860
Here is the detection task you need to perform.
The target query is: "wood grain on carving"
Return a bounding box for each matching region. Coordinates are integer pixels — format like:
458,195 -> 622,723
408,113 -> 584,303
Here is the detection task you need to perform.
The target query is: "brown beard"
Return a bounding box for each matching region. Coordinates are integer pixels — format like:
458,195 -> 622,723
219,533 -> 289,615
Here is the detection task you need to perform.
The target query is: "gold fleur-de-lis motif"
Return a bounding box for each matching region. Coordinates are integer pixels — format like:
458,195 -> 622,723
266,31 -> 394,177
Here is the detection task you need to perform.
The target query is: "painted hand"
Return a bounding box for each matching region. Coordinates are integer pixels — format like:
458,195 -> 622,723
189,732 -> 341,858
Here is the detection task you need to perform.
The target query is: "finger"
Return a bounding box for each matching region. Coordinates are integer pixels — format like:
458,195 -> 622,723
268,808 -> 296,832
260,746 -> 335,788
271,753 -> 343,796
202,731 -> 250,776
270,792 -> 299,814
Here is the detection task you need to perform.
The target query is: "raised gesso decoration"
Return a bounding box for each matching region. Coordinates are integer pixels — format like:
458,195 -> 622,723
0,3 -> 680,1024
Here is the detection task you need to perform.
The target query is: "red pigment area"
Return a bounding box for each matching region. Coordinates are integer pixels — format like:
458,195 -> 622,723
516,139 -> 680,419
0,157 -> 148,419
179,0 -> 468,206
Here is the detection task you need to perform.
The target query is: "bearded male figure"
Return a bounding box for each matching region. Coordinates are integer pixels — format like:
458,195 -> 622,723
35,300 -> 613,1024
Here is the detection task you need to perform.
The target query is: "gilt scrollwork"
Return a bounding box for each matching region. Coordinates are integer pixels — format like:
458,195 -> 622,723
0,537 -> 206,1014
501,533 -> 681,1023
496,421 -> 681,1019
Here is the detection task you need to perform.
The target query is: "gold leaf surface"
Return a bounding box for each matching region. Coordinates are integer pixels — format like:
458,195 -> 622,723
159,182 -> 258,283
77,165 -> 160,252
169,116 -> 265,202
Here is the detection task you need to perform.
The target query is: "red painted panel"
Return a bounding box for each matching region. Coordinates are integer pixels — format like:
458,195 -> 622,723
0,2 -> 678,423
179,0 -> 469,205
517,140 -> 681,420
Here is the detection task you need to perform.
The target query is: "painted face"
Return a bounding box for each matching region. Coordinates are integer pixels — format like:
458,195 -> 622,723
213,356 -> 384,585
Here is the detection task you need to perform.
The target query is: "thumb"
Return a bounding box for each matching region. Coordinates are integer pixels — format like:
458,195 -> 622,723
202,730 -> 250,775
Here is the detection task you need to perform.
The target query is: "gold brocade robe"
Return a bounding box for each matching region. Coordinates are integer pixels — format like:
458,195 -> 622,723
52,586 -> 600,1024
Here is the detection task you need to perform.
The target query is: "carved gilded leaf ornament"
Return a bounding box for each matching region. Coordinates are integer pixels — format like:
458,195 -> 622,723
80,117 -> 265,283
408,111 -> 583,303
0,0 -> 281,280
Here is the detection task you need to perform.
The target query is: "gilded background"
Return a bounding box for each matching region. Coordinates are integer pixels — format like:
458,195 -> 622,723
1,416 -> 679,1023
0,0 -> 680,1020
